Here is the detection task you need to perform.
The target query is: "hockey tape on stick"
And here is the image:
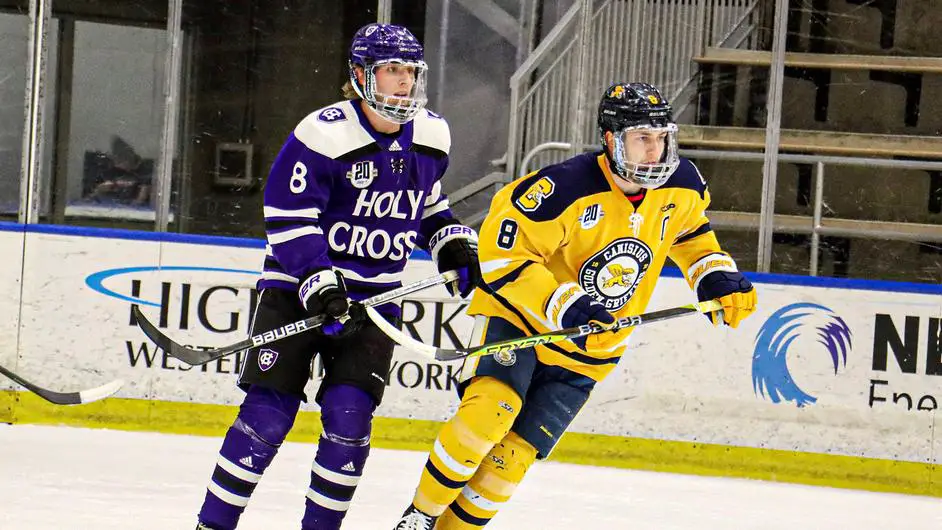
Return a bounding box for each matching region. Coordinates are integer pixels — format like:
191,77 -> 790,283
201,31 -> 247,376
366,299 -> 723,362
132,270 -> 460,366
0,362 -> 123,405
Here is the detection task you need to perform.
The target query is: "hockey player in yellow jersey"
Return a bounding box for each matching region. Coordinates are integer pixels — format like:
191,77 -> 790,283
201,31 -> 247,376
393,82 -> 757,529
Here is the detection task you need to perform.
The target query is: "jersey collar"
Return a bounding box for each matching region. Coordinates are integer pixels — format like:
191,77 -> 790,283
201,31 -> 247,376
351,100 -> 414,151
596,153 -> 639,202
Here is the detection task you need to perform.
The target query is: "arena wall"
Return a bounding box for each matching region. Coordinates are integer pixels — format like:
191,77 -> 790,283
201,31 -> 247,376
1,224 -> 939,496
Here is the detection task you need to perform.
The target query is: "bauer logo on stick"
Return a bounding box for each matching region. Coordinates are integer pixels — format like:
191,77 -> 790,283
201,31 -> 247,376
250,320 -> 310,347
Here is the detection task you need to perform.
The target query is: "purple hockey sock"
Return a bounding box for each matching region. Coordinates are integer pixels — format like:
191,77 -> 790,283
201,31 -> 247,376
198,385 -> 300,530
301,384 -> 376,530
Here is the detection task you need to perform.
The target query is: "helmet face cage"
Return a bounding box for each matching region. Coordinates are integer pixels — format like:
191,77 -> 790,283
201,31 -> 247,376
351,59 -> 428,124
611,123 -> 680,189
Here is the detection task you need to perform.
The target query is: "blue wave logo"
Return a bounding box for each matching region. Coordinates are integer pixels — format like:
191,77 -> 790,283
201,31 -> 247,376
752,303 -> 852,407
86,266 -> 259,307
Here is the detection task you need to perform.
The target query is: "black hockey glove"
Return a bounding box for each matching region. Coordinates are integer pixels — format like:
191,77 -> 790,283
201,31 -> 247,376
429,224 -> 483,298
298,270 -> 362,338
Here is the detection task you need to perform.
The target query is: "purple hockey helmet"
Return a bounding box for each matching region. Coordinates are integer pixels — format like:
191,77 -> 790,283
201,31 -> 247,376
348,23 -> 428,124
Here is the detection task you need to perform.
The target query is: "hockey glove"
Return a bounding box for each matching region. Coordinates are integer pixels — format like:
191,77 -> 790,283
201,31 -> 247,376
298,270 -> 362,337
695,270 -> 757,329
430,224 -> 483,298
547,283 -> 618,351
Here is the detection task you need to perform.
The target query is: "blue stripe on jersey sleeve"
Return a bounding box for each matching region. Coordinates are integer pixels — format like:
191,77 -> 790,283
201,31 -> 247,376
675,221 -> 712,244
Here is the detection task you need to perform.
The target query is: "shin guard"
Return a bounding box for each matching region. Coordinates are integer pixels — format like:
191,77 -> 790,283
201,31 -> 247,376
198,385 -> 300,530
301,384 -> 376,530
437,431 -> 537,529
411,376 -> 522,518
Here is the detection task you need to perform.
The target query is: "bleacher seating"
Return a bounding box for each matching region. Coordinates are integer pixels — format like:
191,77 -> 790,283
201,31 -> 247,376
688,0 -> 941,280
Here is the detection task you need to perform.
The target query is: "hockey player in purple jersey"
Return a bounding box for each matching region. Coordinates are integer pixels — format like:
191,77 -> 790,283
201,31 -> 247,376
195,23 -> 482,530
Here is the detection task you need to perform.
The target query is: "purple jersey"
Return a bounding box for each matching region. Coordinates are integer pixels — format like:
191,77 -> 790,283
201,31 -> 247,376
259,100 -> 456,301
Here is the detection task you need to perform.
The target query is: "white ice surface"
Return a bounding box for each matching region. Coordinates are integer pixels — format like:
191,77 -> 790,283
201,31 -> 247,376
1,424 -> 939,529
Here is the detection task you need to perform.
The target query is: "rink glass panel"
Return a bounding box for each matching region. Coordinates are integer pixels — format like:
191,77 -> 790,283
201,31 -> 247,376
50,20 -> 168,230
167,0 -> 377,237
20,0 -> 381,233
8,0 -> 939,284
0,10 -> 28,217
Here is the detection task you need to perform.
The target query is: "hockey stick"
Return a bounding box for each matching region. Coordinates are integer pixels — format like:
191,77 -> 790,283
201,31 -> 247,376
366,299 -> 723,362
132,270 -> 460,367
0,362 -> 123,405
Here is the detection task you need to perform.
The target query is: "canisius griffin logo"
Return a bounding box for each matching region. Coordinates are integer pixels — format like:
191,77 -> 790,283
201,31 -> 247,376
579,237 -> 651,311
752,303 -> 852,407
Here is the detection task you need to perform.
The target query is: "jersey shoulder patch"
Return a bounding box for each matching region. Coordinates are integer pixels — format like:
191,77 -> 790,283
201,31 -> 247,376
411,108 -> 451,157
509,152 -> 610,222
293,100 -> 375,160
659,158 -> 708,198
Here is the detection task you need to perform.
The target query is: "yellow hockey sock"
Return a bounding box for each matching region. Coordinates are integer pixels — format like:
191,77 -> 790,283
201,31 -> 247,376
411,377 -> 522,517
436,431 -> 537,529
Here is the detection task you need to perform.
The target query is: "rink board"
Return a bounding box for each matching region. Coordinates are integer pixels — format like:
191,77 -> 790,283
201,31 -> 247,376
0,225 -> 940,496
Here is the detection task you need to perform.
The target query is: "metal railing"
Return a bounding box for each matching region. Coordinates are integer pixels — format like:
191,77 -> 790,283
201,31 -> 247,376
506,141 -> 942,277
504,0 -> 765,182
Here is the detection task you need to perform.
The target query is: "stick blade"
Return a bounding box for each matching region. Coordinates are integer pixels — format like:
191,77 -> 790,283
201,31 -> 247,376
434,349 -> 469,362
75,379 -> 125,404
131,305 -> 215,365
365,306 -> 447,358
29,378 -> 123,406
0,362 -> 124,406
131,305 -> 176,352
164,343 -> 217,366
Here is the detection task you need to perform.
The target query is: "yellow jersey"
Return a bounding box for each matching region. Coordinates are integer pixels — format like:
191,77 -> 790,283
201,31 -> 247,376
467,151 -> 732,381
